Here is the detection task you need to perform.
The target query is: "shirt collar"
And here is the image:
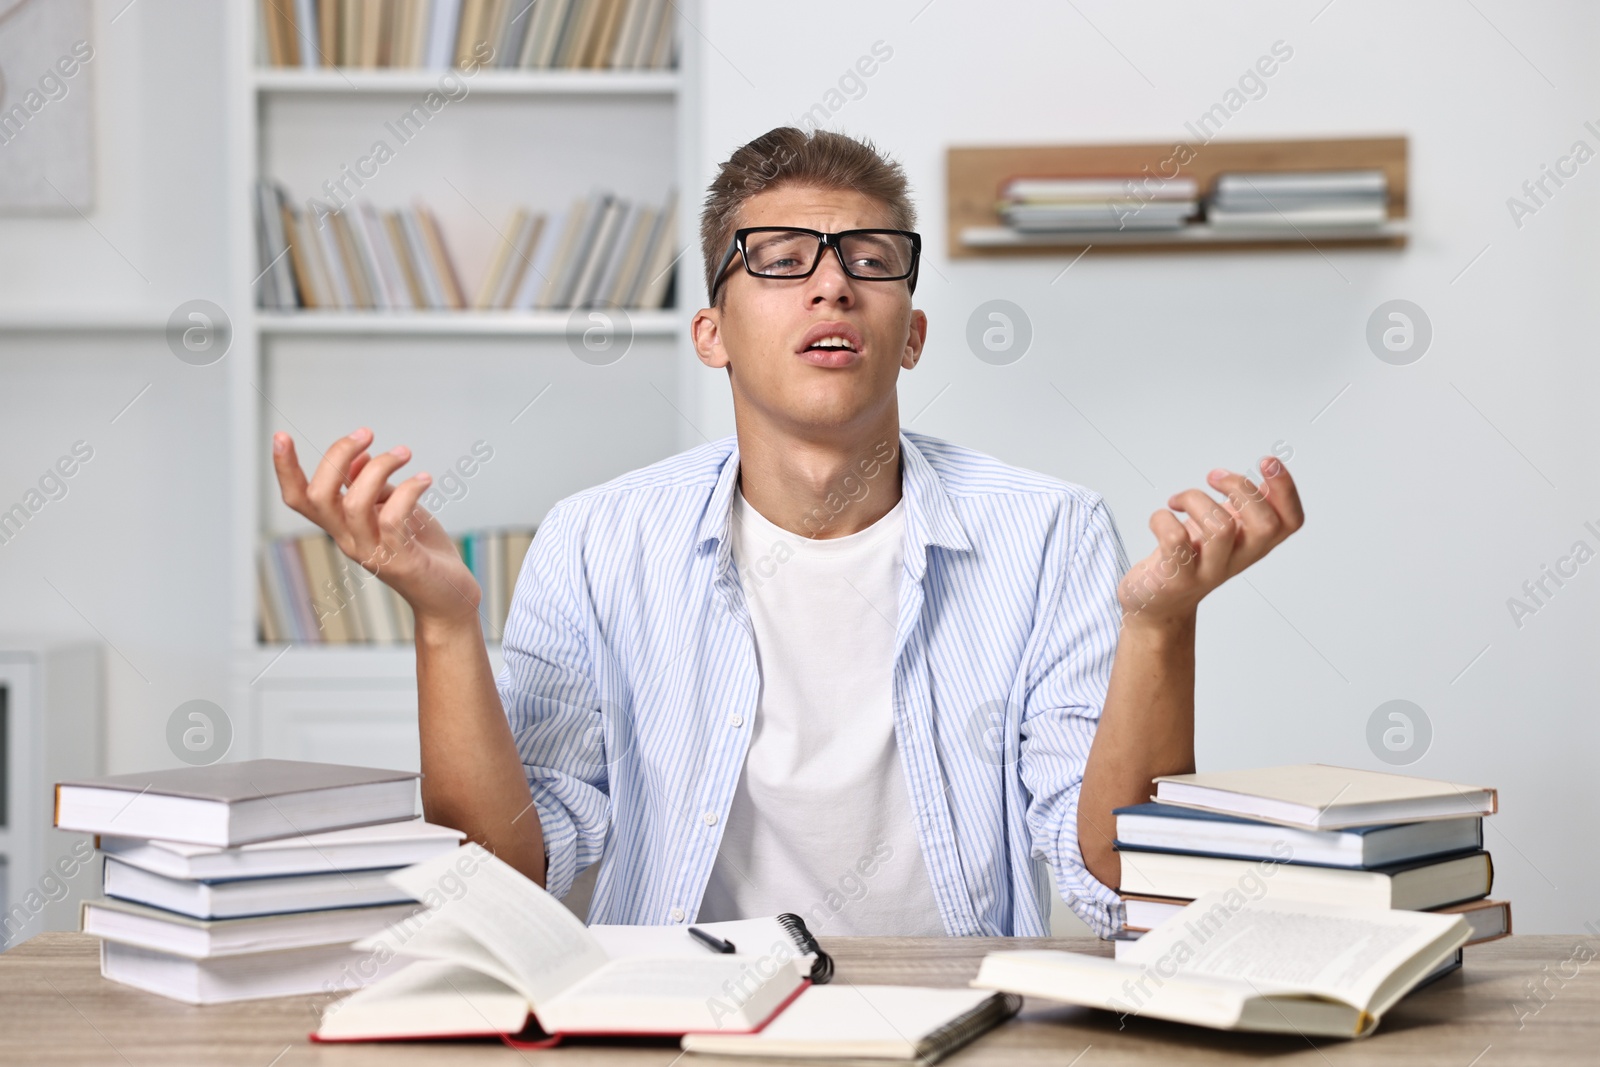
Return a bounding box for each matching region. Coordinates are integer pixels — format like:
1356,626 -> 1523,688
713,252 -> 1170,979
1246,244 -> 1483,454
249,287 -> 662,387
696,430 -> 973,578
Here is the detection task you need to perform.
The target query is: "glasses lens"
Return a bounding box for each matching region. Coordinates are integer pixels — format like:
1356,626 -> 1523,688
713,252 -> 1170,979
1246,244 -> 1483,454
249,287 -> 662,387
839,232 -> 915,278
744,230 -> 821,277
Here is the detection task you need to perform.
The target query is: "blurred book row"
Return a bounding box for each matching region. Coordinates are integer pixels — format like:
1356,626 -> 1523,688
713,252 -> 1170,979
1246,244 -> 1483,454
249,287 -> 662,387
259,0 -> 678,71
994,168 -> 1391,235
257,528 -> 536,644
254,182 -> 678,312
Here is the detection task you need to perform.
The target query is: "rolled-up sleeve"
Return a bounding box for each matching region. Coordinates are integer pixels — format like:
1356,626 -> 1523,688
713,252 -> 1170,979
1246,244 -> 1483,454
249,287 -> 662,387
1018,495 -> 1129,938
495,501 -> 610,901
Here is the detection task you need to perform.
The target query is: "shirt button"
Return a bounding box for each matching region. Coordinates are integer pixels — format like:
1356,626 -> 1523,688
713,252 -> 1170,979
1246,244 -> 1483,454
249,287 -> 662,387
703,811 -> 718,826
728,713 -> 744,727
671,907 -> 685,922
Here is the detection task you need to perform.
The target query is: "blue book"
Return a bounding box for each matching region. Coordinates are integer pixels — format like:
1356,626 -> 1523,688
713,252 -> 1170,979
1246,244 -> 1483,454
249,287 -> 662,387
1113,802 -> 1483,870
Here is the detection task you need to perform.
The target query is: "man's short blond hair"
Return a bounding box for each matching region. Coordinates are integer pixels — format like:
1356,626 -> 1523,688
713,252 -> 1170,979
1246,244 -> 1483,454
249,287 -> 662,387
699,126 -> 918,306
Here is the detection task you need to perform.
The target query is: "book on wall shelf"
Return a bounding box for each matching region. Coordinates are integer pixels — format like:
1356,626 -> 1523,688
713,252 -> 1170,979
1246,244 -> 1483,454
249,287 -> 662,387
254,181 -> 678,315
966,167 -> 1398,247
258,527 -> 536,646
259,0 -> 678,72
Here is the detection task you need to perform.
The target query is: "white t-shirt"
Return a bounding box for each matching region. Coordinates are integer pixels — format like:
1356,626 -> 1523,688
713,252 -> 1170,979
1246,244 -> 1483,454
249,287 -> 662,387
697,485 -> 947,936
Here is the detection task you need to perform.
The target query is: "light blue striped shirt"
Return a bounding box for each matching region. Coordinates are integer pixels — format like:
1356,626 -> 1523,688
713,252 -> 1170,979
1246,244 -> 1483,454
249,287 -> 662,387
497,429 -> 1129,937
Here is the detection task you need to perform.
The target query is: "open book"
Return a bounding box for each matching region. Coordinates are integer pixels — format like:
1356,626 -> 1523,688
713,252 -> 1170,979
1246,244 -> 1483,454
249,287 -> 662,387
312,845 -> 815,1045
971,892 -> 1471,1038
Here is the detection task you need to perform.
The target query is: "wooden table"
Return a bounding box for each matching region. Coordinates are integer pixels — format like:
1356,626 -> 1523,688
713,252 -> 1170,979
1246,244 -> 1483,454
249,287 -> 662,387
1,932 -> 1593,1064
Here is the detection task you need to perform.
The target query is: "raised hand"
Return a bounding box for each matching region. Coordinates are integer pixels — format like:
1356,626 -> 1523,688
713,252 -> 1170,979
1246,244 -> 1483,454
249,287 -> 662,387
1117,455 -> 1304,626
271,426 -> 481,629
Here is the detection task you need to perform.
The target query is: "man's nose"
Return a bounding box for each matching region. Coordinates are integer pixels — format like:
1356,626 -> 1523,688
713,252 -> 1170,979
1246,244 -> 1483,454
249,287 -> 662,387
807,247 -> 856,303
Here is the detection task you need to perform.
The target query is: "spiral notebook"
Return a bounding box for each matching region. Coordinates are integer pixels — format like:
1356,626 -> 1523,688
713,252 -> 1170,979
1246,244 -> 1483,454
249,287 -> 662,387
681,985 -> 1021,1063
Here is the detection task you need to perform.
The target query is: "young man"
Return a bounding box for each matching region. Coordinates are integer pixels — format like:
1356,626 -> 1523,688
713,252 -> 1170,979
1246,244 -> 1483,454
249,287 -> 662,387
271,127 -> 1302,938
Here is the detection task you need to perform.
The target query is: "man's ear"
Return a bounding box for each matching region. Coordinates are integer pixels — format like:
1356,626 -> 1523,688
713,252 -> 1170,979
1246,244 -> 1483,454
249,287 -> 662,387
901,308 -> 928,370
692,306 -> 730,369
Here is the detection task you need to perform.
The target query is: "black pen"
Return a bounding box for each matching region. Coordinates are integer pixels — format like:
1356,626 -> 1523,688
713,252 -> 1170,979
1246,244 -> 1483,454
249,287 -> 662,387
687,926 -> 736,954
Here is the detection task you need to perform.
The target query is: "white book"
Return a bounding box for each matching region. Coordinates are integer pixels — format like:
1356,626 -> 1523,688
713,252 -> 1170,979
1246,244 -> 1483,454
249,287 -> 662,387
55,758 -> 419,846
104,857 -> 413,920
533,198 -> 590,308
312,847 -> 811,1042
1152,763 -> 1497,830
293,0 -> 320,67
100,938 -> 406,1005
396,208 -> 447,308
509,206 -> 566,308
1004,176 -> 1200,202
604,204 -> 655,307
973,893 -> 1471,1038
570,197 -> 626,308
82,897 -> 423,959
1213,169 -> 1387,200
627,0 -> 668,69
343,203 -> 399,309
1206,203 -> 1389,230
619,200 -> 667,306
426,0 -> 463,68
590,200 -> 643,306
522,0 -> 574,67
311,209 -> 357,308
545,191 -> 611,308
357,201 -> 413,308
100,819 -> 465,881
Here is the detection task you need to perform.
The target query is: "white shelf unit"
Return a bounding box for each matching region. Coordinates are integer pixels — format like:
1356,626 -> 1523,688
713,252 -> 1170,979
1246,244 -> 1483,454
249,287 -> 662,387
256,309 -> 683,336
225,3 -> 704,765
0,642 -> 101,946
252,68 -> 680,96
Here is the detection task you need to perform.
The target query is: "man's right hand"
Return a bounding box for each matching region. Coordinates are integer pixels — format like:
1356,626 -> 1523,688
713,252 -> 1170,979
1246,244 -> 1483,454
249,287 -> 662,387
271,426 -> 482,630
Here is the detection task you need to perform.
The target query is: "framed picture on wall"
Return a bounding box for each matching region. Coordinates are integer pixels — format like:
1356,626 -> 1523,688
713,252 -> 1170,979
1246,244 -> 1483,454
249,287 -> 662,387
0,0 -> 93,213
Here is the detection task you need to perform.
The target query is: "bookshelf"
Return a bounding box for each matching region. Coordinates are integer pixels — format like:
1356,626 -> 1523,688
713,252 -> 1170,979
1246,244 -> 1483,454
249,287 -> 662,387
948,135 -> 1409,257
0,642 -> 100,947
225,2 -> 703,764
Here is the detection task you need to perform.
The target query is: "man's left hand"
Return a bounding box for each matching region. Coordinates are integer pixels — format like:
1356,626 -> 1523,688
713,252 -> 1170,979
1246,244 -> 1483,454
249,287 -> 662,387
1116,456 -> 1305,627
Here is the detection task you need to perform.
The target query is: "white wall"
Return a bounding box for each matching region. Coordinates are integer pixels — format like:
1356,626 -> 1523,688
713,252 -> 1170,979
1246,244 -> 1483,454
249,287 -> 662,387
687,0 -> 1600,934
0,1 -> 234,776
1,1 -> 1595,935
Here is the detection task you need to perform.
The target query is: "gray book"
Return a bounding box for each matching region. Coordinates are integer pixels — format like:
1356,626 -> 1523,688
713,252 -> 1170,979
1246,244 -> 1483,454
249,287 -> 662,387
56,759 -> 420,846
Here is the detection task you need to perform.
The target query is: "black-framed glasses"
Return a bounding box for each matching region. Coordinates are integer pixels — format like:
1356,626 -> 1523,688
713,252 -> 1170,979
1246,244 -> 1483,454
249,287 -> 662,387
709,227 -> 922,303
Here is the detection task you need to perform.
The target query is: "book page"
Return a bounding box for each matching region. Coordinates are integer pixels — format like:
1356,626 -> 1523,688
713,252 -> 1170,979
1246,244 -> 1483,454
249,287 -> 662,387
557,955 -> 802,1031
588,916 -> 812,974
316,959 -> 530,1040
387,846 -> 610,1007
357,914 -> 529,998
1118,892 -> 1466,1007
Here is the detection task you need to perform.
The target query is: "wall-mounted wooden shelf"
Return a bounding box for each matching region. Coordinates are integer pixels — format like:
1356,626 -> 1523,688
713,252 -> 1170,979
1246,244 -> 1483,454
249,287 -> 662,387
947,135 -> 1408,258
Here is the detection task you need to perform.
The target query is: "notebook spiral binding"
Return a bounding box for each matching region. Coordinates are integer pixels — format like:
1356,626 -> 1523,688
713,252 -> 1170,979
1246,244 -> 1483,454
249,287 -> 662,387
776,912 -> 833,985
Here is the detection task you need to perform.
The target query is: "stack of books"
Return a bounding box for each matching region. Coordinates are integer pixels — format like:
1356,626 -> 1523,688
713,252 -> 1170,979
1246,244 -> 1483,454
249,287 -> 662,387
1204,169 -> 1390,231
259,0 -> 678,71
255,183 -> 677,314
258,527 -> 536,645
1111,763 -> 1510,985
995,175 -> 1199,234
55,759 -> 465,1004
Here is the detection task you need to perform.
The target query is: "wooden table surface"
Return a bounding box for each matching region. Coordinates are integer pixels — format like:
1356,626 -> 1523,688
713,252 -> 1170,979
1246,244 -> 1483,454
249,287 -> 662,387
1,932 -> 1594,1065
